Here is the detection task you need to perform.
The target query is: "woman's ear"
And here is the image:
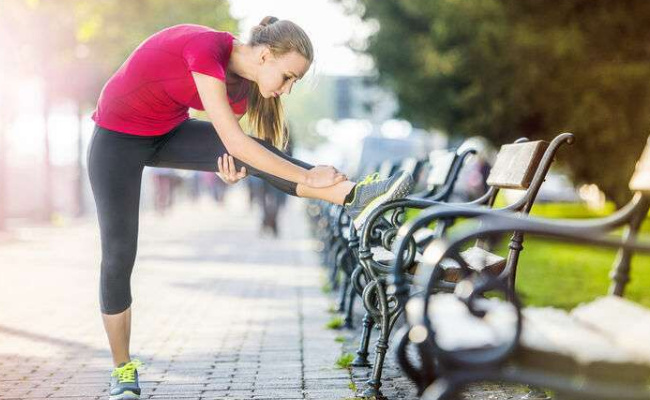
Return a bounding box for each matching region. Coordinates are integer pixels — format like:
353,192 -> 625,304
259,46 -> 271,65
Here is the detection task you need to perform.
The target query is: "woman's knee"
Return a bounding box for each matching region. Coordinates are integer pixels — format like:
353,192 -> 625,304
99,247 -> 136,314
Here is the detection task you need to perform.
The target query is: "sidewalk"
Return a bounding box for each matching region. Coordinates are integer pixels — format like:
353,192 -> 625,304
0,190 -> 360,400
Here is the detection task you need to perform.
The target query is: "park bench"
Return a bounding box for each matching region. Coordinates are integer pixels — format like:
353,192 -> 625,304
307,147 -> 474,321
310,157 -> 419,293
339,148 -> 476,327
394,136 -> 650,400
350,133 -> 574,398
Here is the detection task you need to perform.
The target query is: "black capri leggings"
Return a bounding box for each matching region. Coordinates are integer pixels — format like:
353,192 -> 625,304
88,118 -> 314,314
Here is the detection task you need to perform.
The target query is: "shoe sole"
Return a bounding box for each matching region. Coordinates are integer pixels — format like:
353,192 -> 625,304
352,171 -> 414,230
110,391 -> 140,400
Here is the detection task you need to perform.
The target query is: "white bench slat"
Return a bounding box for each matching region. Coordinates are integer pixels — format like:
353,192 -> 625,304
522,307 -> 630,365
372,246 -> 423,263
428,151 -> 456,187
438,246 -> 506,282
425,294 -> 517,351
571,296 -> 650,364
417,294 -> 650,367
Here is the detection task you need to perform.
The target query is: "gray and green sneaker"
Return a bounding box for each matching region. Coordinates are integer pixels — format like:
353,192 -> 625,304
109,359 -> 142,400
344,170 -> 414,230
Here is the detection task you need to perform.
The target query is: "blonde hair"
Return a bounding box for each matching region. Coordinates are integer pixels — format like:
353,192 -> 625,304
247,16 -> 313,150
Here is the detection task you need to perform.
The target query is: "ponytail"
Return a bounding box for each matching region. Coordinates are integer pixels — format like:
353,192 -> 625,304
246,16 -> 313,150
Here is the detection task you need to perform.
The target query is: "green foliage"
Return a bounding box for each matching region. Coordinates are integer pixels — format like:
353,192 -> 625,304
346,0 -> 650,205
321,282 -> 333,294
335,352 -> 355,368
348,381 -> 358,392
325,316 -> 344,330
334,335 -> 346,343
0,0 -> 237,109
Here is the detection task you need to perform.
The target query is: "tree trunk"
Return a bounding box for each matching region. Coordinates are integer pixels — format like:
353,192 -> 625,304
0,107 -> 6,231
75,103 -> 85,217
42,95 -> 53,223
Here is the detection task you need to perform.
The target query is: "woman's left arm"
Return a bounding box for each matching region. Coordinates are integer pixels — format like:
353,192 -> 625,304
216,113 -> 248,184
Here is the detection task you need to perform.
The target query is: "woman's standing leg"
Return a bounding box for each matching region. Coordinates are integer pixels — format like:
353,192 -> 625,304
88,127 -> 155,367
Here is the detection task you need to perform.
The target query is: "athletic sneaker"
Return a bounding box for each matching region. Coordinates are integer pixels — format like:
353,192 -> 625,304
344,170 -> 414,230
109,359 -> 142,400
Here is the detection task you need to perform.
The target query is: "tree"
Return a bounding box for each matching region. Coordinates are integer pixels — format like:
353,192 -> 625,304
0,0 -> 238,220
346,0 -> 650,205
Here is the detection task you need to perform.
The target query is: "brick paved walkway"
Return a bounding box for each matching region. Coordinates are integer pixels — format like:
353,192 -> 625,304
0,191 -> 357,400
0,189 -> 526,400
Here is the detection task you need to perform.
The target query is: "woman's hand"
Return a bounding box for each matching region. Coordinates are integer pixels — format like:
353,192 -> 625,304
305,165 -> 347,188
216,155 -> 247,184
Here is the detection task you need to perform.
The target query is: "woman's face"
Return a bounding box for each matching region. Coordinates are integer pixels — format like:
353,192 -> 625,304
257,49 -> 310,99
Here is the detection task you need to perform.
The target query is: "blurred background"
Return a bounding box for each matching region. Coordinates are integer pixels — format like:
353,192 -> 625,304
1,0 -> 650,233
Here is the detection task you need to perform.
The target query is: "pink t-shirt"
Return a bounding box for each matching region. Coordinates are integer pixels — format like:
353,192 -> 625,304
92,24 -> 249,136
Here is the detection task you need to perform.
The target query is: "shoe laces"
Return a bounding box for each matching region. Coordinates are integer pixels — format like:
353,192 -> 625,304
112,359 -> 143,383
357,172 -> 381,187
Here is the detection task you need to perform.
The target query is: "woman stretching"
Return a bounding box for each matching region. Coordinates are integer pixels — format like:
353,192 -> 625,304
88,17 -> 413,400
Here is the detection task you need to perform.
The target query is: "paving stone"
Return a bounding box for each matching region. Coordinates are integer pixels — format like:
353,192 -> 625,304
0,191 -> 472,399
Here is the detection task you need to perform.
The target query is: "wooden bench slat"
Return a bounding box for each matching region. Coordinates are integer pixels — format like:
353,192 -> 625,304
629,138 -> 650,194
486,141 -> 548,189
427,151 -> 456,186
438,246 -> 506,282
400,158 -> 419,175
522,307 -> 631,364
372,246 -> 423,263
413,227 -> 436,243
571,296 -> 650,364
418,294 -> 650,368
415,294 -> 518,350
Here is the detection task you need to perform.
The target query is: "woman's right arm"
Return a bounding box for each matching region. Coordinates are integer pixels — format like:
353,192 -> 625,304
193,72 -> 346,188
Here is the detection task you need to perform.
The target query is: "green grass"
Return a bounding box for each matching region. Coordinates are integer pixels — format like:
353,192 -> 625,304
500,201 -> 650,309
348,381 -> 358,391
528,201 -> 616,219
334,335 -> 346,343
321,282 -> 333,294
508,237 -> 650,310
325,316 -> 344,330
335,352 -> 355,369
403,200 -> 650,309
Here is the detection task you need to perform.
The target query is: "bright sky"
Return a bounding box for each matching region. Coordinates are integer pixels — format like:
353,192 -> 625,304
227,0 -> 374,76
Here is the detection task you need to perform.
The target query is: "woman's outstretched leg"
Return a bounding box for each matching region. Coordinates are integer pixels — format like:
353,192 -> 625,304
297,180 -> 355,204
151,118 -> 414,228
150,119 -> 313,197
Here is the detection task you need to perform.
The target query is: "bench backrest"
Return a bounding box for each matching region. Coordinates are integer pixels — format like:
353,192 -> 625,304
629,137 -> 650,195
486,141 -> 549,190
378,160 -> 396,179
427,150 -> 457,187
400,158 -> 419,175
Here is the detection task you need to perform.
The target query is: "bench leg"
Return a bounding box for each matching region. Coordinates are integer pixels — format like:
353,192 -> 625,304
337,273 -> 349,313
351,312 -> 373,367
343,282 -> 355,329
329,252 -> 340,291
362,281 -> 391,398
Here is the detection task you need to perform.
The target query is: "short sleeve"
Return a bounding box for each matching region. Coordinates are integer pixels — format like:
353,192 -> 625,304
183,32 -> 231,81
